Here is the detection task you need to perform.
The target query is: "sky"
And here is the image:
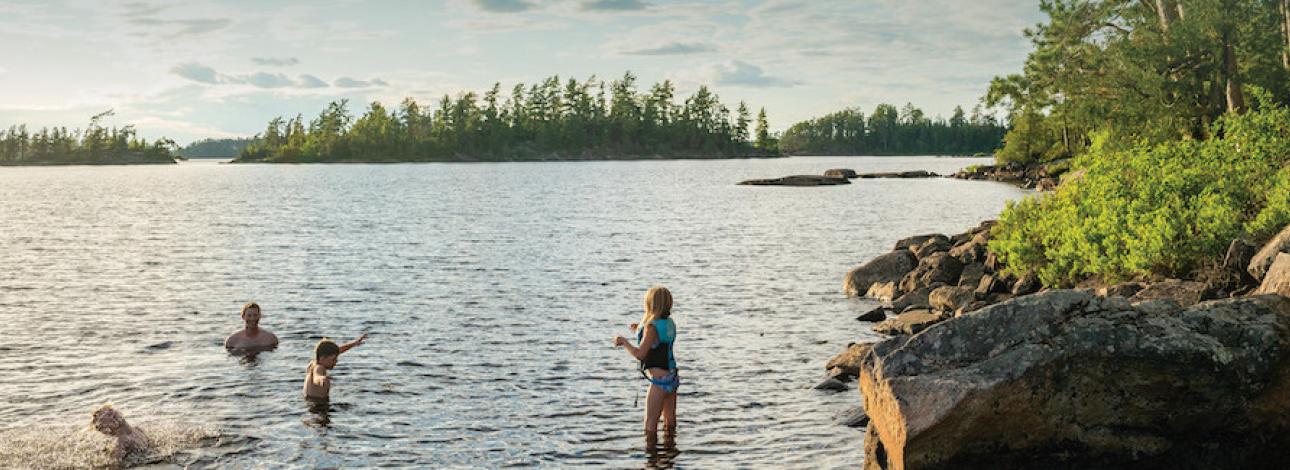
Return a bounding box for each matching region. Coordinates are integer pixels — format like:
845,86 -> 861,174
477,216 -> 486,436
0,0 -> 1045,145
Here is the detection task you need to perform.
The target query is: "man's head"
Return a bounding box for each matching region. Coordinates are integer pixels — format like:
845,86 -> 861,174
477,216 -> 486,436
91,404 -> 126,436
241,302 -> 262,330
315,338 -> 341,368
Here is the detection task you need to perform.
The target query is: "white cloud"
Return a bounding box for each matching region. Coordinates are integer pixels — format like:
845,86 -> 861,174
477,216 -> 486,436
252,57 -> 300,66
621,42 -> 715,55
472,0 -> 537,13
334,77 -> 389,88
297,74 -> 329,88
704,60 -> 799,88
170,63 -> 220,84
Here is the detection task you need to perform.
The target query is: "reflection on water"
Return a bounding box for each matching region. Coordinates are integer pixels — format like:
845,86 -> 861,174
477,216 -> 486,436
0,157 -> 1027,468
644,432 -> 680,469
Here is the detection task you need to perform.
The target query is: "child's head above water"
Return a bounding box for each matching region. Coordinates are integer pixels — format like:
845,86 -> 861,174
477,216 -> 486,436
315,338 -> 341,367
91,404 -> 126,436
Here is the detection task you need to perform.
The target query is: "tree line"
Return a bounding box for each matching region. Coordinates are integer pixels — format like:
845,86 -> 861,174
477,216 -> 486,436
178,137 -> 255,158
0,110 -> 174,164
777,104 -> 1007,156
238,72 -> 778,162
985,0 -> 1290,164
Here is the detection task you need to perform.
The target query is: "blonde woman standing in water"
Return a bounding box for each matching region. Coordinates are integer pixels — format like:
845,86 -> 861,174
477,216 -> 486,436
613,286 -> 680,441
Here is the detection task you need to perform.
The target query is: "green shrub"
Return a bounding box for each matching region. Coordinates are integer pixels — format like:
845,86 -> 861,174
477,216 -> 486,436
990,97 -> 1290,286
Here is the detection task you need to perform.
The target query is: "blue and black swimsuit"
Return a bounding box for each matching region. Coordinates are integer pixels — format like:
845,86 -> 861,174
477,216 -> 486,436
638,318 -> 680,393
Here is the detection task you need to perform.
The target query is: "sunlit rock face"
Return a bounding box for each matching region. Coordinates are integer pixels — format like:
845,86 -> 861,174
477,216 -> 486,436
860,290 -> 1290,470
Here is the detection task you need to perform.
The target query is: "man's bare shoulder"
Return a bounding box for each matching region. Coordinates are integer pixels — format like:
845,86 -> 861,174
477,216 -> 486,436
224,330 -> 248,348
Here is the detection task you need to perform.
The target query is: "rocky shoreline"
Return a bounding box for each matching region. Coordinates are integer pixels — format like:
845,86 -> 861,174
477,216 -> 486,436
740,162 -> 1067,190
823,210 -> 1290,467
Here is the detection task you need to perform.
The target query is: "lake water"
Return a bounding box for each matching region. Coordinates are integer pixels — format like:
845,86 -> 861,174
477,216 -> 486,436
0,157 -> 1027,468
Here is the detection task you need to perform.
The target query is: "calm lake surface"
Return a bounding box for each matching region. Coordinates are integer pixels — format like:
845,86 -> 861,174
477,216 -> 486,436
0,156 -> 1027,468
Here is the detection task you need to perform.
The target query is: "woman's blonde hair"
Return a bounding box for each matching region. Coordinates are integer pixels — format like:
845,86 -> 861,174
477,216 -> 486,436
637,286 -> 673,333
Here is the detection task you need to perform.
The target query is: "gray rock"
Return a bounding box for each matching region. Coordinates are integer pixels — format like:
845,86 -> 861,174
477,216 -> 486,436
900,252 -> 964,293
865,281 -> 900,302
1249,224 -> 1290,281
824,168 -> 858,178
825,342 -> 875,378
894,234 -> 948,251
958,263 -> 987,289
912,237 -> 952,259
1011,273 -> 1040,296
929,285 -> 977,313
844,250 -> 919,297
856,170 -> 940,179
836,405 -> 870,427
1254,253 -> 1290,297
1096,281 -> 1146,298
738,175 -> 851,186
872,309 -> 946,335
860,291 -> 1290,469
890,285 -> 938,312
1130,279 -> 1212,307
856,306 -> 888,322
814,376 -> 848,391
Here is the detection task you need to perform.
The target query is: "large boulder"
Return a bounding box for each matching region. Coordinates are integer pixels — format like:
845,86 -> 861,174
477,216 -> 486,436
1254,253 -> 1290,297
845,250 -> 919,297
899,253 -> 964,293
738,175 -> 851,186
1129,279 -> 1213,307
860,291 -> 1290,470
1249,224 -> 1290,281
824,168 -> 858,178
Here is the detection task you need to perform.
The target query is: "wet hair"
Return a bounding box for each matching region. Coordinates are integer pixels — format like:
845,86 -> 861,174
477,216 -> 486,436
637,286 -> 674,331
241,302 -> 260,316
315,338 -> 340,360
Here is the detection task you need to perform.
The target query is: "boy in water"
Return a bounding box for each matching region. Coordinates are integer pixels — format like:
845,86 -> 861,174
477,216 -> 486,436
304,333 -> 368,401
91,404 -> 149,462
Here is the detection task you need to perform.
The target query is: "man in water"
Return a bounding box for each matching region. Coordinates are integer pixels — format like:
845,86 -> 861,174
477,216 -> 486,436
224,302 -> 279,351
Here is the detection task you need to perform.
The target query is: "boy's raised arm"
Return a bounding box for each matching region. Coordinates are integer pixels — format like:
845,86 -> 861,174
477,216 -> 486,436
339,333 -> 368,354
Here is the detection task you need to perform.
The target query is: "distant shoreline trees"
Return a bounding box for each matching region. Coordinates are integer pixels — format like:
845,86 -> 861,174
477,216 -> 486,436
178,137 -> 255,158
0,110 -> 175,165
238,72 -> 778,163
777,104 -> 1007,156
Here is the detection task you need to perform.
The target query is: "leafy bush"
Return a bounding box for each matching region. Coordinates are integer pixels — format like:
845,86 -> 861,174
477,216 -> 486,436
990,97 -> 1290,286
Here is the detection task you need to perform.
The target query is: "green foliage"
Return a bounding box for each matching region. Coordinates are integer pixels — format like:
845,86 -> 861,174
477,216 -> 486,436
986,0 -> 1290,165
0,110 -> 174,164
239,72 -> 776,162
990,99 -> 1290,286
778,103 -> 1006,156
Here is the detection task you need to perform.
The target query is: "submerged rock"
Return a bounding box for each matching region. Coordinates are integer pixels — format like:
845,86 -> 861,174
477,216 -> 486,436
837,404 -> 870,427
860,291 -> 1290,469
738,175 -> 851,186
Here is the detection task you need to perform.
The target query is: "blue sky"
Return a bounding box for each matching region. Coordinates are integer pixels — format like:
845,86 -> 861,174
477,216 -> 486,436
0,0 -> 1044,144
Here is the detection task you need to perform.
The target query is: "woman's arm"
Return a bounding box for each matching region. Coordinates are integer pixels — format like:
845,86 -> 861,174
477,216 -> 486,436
339,333 -> 368,354
615,324 -> 657,361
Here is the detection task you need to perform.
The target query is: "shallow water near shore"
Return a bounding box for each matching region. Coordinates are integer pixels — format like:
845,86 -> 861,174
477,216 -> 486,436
0,156 -> 1027,468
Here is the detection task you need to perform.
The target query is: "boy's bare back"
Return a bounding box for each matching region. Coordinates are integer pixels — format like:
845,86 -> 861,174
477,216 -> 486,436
304,361 -> 332,400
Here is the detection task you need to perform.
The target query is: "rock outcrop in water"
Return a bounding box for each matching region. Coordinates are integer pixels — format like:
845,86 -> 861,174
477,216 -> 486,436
859,291 -> 1290,470
738,175 -> 851,186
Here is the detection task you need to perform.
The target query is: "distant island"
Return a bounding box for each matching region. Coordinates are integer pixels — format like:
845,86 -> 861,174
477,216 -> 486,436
777,104 -> 1006,156
177,138 -> 254,159
235,72 -> 779,163
0,110 -> 175,166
